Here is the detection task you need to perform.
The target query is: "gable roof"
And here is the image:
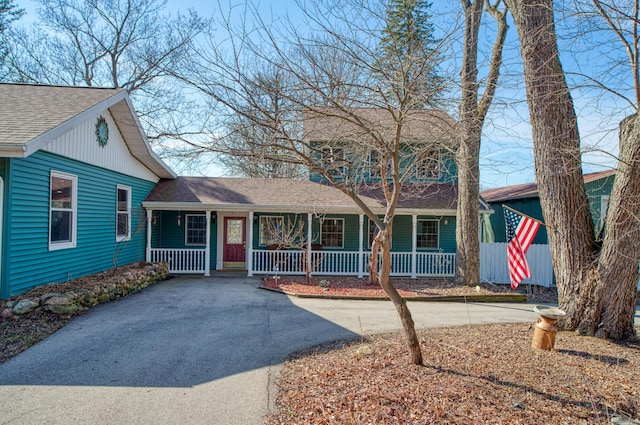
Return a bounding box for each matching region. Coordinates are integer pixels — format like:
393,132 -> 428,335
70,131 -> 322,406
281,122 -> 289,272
481,169 -> 616,203
303,108 -> 459,146
143,177 -> 480,214
0,83 -> 175,179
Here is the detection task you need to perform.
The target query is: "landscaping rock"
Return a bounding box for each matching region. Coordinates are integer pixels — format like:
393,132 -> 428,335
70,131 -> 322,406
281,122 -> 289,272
12,299 -> 40,315
2,262 -> 169,318
1,308 -> 13,319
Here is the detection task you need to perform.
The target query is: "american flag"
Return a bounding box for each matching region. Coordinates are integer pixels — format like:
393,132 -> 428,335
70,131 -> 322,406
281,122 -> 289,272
504,208 -> 541,289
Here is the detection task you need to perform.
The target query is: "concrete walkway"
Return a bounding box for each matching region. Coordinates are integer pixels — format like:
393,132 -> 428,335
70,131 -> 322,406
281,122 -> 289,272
0,275 -> 554,424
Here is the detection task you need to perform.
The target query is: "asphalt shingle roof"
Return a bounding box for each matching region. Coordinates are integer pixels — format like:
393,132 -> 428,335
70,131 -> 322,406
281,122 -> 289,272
480,169 -> 616,203
144,177 -> 467,213
0,83 -> 125,146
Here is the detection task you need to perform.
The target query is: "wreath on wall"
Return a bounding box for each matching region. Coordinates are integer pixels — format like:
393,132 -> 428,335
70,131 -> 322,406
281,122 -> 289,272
95,116 -> 109,147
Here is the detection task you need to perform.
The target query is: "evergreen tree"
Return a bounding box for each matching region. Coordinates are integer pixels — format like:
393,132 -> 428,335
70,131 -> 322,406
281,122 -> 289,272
378,0 -> 443,108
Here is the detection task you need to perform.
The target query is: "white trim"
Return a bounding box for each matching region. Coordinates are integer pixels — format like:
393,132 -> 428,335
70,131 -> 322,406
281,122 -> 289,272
358,214 -> 365,277
146,209 -> 153,262
411,215 -> 418,278
49,170 -> 78,251
247,212 -> 254,276
205,211 -> 211,276
116,185 -> 132,242
321,218 -> 344,248
416,219 -> 439,250
258,215 -> 284,246
184,213 -> 207,246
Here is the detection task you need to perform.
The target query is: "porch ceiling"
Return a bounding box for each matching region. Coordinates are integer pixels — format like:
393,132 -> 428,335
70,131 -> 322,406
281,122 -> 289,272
143,177 -> 478,215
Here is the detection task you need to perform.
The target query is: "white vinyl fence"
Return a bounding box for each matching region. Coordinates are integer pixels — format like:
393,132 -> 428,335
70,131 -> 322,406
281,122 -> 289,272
480,243 -> 554,287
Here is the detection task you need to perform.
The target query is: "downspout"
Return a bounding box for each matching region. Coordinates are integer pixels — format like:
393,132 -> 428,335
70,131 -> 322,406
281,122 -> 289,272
146,209 -> 152,263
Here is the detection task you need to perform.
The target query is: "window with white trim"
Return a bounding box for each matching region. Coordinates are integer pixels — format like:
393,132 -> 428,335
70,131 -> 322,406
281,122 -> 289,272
415,149 -> 440,180
185,214 -> 207,245
259,216 -> 284,246
320,146 -> 347,177
417,219 -> 438,249
49,171 -> 77,250
116,185 -> 131,242
321,218 -> 344,248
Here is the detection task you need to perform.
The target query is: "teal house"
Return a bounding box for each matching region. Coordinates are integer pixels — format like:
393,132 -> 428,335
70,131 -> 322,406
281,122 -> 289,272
0,84 -> 175,298
480,169 -> 616,244
143,108 -> 490,279
1,85 -> 490,298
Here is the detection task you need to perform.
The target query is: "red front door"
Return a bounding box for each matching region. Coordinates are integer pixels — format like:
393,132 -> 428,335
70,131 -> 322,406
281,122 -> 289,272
223,217 -> 246,268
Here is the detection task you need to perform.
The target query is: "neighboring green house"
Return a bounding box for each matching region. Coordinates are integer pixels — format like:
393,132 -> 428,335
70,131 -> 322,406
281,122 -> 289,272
143,108 -> 491,278
0,83 -> 175,298
480,170 -> 616,244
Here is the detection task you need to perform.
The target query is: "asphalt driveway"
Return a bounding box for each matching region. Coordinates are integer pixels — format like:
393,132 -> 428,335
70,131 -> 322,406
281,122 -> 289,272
0,275 -> 544,425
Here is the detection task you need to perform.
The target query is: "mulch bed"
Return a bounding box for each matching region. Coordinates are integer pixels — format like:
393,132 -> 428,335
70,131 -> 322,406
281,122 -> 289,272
260,276 -> 558,303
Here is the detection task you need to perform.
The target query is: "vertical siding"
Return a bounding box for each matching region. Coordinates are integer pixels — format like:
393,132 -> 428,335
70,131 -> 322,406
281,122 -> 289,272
44,109 -> 159,182
3,151 -> 156,297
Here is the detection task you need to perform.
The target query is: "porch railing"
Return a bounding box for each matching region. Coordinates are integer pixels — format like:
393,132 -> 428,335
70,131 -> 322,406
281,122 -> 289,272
149,248 -> 206,274
251,249 -> 455,277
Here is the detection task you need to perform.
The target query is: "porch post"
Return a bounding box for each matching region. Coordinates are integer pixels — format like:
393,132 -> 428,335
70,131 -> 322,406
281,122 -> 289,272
358,214 -> 364,278
411,214 -> 417,278
146,209 -> 152,262
307,212 -> 312,276
204,211 -> 211,277
247,211 -> 254,276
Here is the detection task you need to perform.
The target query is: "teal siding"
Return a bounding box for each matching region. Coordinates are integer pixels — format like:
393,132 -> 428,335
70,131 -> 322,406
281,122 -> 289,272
151,210 -> 217,266
486,199 -> 548,244
586,175 -> 615,232
2,151 -> 157,298
487,175 -> 615,245
309,145 -> 457,184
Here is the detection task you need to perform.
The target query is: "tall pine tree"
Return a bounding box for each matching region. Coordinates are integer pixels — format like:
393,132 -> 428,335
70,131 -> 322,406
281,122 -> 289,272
378,0 -> 443,108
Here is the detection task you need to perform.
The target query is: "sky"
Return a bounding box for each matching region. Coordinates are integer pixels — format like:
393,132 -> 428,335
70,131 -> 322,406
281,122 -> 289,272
15,0 -> 628,189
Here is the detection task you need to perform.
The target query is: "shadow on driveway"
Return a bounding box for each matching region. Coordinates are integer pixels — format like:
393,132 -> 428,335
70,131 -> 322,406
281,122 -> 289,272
0,276 -> 359,388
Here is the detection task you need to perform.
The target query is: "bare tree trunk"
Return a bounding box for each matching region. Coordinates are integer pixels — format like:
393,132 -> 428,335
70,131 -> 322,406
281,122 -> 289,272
456,0 -> 507,286
505,0 -> 639,340
377,227 -> 423,365
369,237 -> 380,286
504,0 -> 597,325
589,114 -> 640,339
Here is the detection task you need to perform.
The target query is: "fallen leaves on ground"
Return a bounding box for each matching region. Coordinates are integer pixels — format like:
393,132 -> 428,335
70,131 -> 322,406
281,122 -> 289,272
261,276 -> 557,303
267,323 -> 640,424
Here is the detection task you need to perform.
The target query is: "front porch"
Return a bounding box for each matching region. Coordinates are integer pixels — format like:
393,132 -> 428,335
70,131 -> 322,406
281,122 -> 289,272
148,247 -> 456,278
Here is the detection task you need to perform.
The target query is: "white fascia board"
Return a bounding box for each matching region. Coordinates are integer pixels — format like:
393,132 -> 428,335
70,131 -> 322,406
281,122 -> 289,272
0,144 -> 27,157
23,91 -> 129,157
115,97 -> 176,179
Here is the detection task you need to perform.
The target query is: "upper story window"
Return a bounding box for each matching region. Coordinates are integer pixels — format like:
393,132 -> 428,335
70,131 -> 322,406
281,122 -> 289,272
185,214 -> 207,245
321,218 -> 344,248
116,185 -> 131,242
49,171 -> 77,250
368,151 -> 394,179
415,149 -> 440,180
417,219 -> 439,249
259,216 -> 284,246
320,146 -> 347,177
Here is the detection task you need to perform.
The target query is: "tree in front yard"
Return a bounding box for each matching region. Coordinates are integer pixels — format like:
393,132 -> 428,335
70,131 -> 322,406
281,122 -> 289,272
504,0 -> 640,340
179,0 -> 456,365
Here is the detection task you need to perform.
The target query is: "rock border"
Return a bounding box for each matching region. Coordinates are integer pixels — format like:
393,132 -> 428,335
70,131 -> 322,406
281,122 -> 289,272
1,262 -> 169,319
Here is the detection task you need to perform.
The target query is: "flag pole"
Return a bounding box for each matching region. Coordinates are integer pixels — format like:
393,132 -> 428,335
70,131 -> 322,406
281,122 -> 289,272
502,204 -> 546,227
